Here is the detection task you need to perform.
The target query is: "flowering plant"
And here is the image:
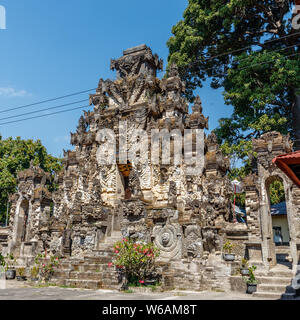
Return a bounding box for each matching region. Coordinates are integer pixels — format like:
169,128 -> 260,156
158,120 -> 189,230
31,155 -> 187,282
34,253 -> 60,281
109,238 -> 160,286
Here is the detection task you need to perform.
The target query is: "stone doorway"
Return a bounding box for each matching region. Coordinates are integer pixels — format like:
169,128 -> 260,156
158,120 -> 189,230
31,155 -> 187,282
265,176 -> 292,268
117,162 -> 133,200
16,200 -> 29,244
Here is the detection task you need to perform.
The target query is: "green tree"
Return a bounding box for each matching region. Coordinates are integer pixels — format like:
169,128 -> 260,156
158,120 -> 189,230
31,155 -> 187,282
269,180 -> 285,205
0,136 -> 62,224
167,0 -> 300,155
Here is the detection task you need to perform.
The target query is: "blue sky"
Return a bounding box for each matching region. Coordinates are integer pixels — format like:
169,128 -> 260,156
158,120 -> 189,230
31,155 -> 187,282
0,0 -> 233,158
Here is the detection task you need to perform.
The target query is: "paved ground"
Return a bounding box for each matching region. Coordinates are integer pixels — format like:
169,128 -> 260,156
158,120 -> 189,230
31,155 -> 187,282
0,280 -> 279,300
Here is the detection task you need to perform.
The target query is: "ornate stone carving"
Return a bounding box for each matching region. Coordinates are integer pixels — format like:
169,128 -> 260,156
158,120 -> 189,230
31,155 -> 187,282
153,224 -> 182,261
184,225 -> 203,258
202,227 -> 221,253
110,44 -> 163,78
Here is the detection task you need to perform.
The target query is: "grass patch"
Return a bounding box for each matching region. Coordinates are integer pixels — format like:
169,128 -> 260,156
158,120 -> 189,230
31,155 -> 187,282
30,282 -> 57,288
59,284 -> 77,289
212,288 -> 225,293
123,289 -> 134,294
173,292 -> 187,297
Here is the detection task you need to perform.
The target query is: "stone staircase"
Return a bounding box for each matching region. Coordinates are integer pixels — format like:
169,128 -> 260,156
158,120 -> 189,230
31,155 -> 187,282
51,231 -> 122,290
253,265 -> 297,299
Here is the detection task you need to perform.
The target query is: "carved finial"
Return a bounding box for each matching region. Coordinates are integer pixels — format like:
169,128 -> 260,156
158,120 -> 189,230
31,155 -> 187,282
207,132 -> 218,145
77,116 -> 86,134
168,63 -> 179,78
192,95 -> 203,113
110,45 -> 163,78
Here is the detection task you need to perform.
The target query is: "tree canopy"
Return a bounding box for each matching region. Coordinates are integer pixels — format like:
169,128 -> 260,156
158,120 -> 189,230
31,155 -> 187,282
167,0 -> 300,171
0,136 -> 62,224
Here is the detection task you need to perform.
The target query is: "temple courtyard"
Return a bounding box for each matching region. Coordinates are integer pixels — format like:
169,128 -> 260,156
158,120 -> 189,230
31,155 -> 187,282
0,281 -> 297,300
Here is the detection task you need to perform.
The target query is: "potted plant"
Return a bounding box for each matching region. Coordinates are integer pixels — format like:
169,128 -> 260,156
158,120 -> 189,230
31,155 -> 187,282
5,254 -> 16,280
16,267 -> 27,281
240,258 -> 249,276
246,265 -> 258,294
30,266 -> 39,282
223,241 -> 235,261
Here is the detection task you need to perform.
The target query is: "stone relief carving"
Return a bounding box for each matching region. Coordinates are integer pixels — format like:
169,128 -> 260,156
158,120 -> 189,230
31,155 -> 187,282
184,225 -> 203,258
202,227 -> 221,253
153,224 -> 182,261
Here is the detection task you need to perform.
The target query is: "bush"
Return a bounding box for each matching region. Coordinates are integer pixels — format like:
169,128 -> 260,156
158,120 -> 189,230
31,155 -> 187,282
34,253 -> 60,281
109,238 -> 160,285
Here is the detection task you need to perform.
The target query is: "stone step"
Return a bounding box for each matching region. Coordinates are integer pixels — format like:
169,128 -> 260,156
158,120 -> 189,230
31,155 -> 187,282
275,246 -> 290,254
81,264 -> 104,272
252,291 -> 282,299
64,279 -> 103,290
257,276 -> 292,285
256,270 -> 294,278
53,270 -> 71,278
68,271 -> 103,281
257,284 -> 288,293
83,256 -> 112,264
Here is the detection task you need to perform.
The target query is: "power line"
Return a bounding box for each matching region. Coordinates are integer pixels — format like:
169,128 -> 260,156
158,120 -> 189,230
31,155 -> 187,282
206,31 -> 300,61
2,34 -> 300,126
159,31 -> 300,73
213,52 -> 300,78
0,52 -> 298,126
158,43 -> 300,77
0,99 -> 89,122
0,105 -> 91,126
0,88 -> 96,114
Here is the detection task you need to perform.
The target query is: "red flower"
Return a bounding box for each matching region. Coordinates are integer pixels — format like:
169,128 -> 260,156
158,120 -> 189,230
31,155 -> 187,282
114,250 -> 119,254
108,262 -> 113,268
139,280 -> 144,284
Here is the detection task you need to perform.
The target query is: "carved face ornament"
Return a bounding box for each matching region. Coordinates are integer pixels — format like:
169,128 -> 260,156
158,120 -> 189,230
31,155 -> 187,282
161,232 -> 170,246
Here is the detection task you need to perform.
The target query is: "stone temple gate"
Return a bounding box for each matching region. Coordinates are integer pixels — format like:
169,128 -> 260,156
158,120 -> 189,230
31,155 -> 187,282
0,45 -> 300,296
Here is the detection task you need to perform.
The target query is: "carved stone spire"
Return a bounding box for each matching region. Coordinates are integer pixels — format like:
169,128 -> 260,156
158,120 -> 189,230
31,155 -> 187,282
192,96 -> 203,114
110,44 -> 163,78
76,116 -> 86,134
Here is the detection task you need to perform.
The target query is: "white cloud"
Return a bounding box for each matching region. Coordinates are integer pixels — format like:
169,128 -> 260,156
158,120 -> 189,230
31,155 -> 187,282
0,87 -> 31,97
